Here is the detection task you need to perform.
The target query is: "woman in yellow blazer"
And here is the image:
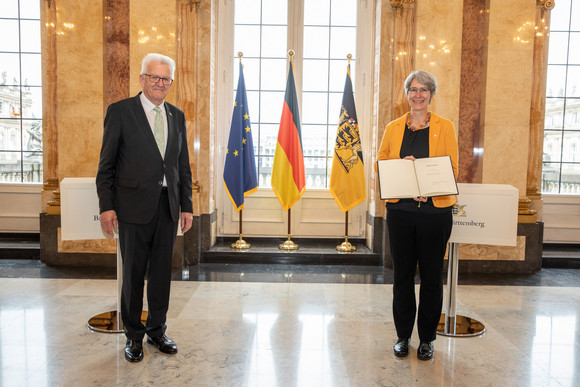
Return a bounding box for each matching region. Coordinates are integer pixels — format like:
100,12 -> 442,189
376,70 -> 458,361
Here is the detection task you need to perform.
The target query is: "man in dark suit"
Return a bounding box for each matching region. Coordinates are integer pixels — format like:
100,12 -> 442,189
96,53 -> 193,363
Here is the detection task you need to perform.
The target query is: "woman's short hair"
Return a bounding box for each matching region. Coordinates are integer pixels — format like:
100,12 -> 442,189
404,70 -> 437,97
141,53 -> 176,79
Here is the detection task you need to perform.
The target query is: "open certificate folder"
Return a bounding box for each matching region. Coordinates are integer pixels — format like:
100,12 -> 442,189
377,156 -> 458,199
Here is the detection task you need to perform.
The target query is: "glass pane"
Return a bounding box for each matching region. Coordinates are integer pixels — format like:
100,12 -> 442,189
20,20 -> 40,52
305,157 -> 327,188
548,31 -> 569,65
261,26 -> 288,58
302,124 -> 328,155
331,0 -> 357,26
566,66 -> 580,97
260,91 -> 285,123
235,58 -> 260,91
329,60 -> 355,92
330,26 -> 356,59
22,119 -> 42,152
234,25 -> 261,57
544,98 -> 565,129
327,92 -> 342,125
20,0 -> 41,19
327,125 -> 336,156
234,0 -> 261,24
562,132 -> 580,162
21,53 -> 41,86
0,20 -> 20,52
564,101 -> 580,129
550,0 -> 571,31
569,33 -> 580,65
0,120 -> 22,150
304,0 -> 330,26
0,151 -> 22,183
258,156 -> 273,187
541,162 -> 561,193
0,54 -> 20,84
546,65 -> 566,97
262,0 -> 287,25
258,124 -> 279,155
0,87 -> 19,118
2,0 -> 19,18
22,87 -> 41,119
303,59 -> 329,91
260,58 -> 287,91
22,152 -> 42,182
302,92 -> 328,124
561,163 -> 580,193
570,0 -> 580,31
544,130 -> 562,162
303,26 -> 330,59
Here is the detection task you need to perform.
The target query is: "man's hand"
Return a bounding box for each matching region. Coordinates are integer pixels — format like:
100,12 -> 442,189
180,212 -> 193,234
100,210 -> 118,238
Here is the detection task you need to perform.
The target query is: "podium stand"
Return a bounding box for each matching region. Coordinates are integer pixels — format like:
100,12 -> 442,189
60,178 -> 147,333
437,183 -> 518,337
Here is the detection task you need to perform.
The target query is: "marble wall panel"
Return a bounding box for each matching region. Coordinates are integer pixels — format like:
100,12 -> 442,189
483,124 -> 529,192
56,1 -> 103,179
130,0 -> 177,103
415,0 -> 463,127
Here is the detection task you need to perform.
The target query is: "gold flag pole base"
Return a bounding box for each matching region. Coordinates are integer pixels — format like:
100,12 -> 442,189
279,236 -> 299,250
336,237 -> 356,252
231,234 -> 251,249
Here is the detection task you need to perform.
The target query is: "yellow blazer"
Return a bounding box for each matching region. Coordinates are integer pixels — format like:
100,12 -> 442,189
376,112 -> 459,208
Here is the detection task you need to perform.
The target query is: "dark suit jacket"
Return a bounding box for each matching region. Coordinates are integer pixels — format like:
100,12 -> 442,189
96,93 -> 193,224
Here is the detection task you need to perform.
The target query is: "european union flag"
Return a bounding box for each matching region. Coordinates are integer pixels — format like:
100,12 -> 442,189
223,62 -> 258,211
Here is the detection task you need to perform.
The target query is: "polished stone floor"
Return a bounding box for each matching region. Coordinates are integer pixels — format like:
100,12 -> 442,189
0,261 -> 579,386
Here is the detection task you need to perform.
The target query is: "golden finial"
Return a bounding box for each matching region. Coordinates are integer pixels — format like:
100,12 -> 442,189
237,51 -> 243,63
288,50 -> 295,62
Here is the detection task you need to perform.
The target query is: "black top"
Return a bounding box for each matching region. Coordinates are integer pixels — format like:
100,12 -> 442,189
387,123 -> 451,213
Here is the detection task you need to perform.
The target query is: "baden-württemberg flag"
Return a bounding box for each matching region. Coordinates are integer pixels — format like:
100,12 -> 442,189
223,62 -> 258,212
271,62 -> 305,211
329,64 -> 366,212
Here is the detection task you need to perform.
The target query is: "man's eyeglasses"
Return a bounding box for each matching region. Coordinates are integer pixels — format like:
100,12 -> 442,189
143,74 -> 173,86
408,87 -> 430,94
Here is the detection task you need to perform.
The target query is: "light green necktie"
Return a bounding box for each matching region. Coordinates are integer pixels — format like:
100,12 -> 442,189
153,106 -> 165,157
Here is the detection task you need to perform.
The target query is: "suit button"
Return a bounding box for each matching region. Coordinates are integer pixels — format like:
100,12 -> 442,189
158,181 -> 163,186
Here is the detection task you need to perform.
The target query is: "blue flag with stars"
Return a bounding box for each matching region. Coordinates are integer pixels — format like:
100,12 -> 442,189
223,62 -> 258,212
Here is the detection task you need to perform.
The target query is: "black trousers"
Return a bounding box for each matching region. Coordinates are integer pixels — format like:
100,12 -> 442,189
118,189 -> 178,340
387,207 -> 452,342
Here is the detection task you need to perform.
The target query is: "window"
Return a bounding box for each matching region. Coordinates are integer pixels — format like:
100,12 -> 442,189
543,0 -> 580,194
0,0 -> 42,183
233,0 -> 357,189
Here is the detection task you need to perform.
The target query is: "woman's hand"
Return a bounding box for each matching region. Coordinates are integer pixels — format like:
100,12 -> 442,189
403,155 -> 427,202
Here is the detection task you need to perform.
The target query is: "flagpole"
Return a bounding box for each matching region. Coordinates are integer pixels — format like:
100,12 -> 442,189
279,208 -> 299,250
337,210 -> 356,252
231,209 -> 251,249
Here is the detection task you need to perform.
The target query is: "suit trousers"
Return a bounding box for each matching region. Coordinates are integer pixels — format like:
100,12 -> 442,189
386,207 -> 452,342
118,189 -> 178,340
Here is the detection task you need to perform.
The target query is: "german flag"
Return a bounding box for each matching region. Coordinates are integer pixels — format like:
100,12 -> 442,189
271,62 -> 305,210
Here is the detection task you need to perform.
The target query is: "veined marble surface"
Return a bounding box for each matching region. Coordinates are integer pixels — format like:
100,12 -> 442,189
0,276 -> 579,386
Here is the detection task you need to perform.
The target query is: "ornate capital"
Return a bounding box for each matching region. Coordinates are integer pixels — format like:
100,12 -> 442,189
537,0 -> 555,10
391,0 -> 416,8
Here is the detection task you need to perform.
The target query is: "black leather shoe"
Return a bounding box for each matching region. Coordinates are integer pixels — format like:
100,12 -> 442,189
147,334 -> 178,354
417,341 -> 434,360
124,339 -> 143,362
393,338 -> 411,357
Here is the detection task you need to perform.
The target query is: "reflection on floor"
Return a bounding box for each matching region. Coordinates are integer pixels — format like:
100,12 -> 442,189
0,261 -> 579,386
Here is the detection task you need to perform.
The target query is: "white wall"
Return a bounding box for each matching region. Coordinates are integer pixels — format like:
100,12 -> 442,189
0,184 -> 42,233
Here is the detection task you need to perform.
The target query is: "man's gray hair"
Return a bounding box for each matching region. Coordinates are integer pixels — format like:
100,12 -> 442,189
141,53 -> 176,79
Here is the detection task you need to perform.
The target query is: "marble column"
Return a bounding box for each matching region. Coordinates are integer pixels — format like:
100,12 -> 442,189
391,0 -> 416,119
457,0 -> 488,183
103,0 -> 130,109
40,0 -> 59,214
524,0 -> 554,222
